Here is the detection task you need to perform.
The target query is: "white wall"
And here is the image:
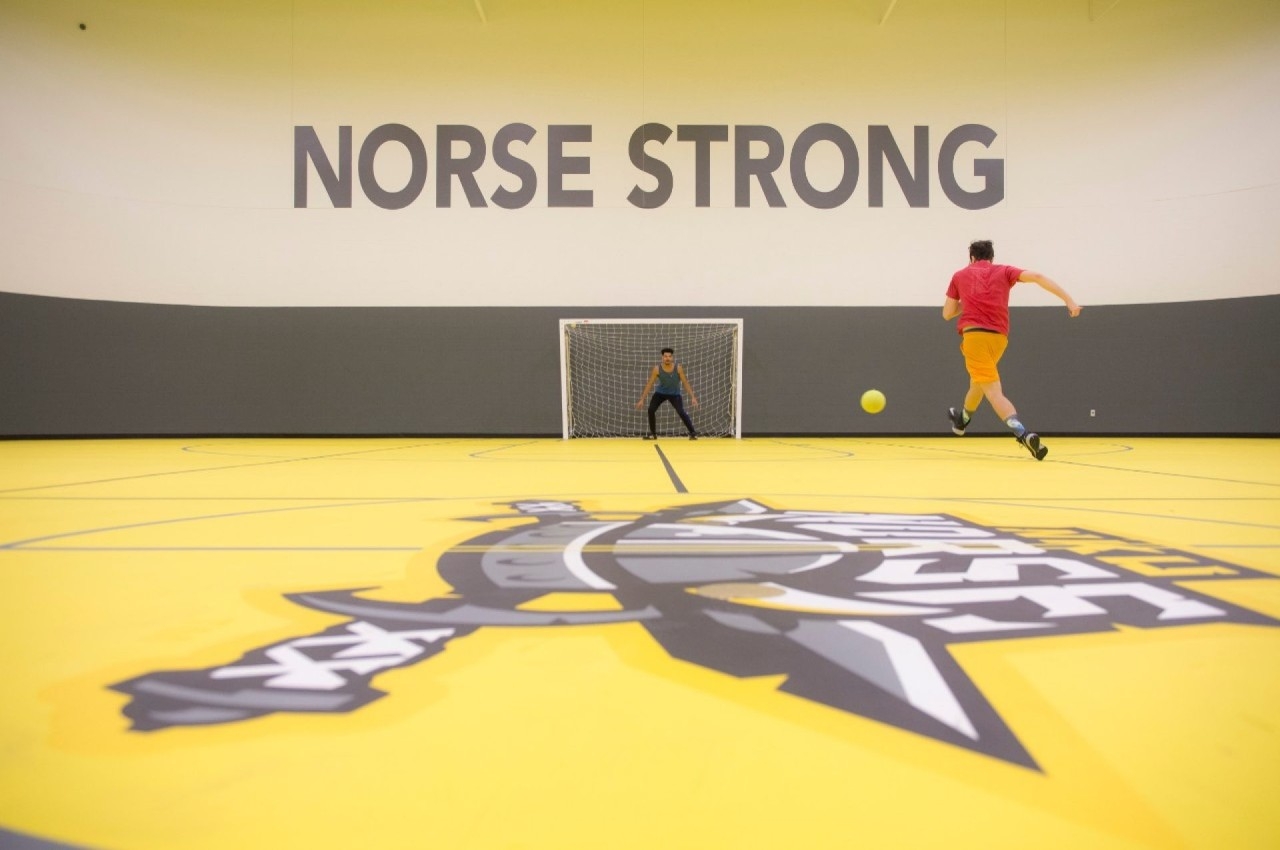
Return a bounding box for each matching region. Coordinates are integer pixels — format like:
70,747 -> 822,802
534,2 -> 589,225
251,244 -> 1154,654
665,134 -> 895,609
2,0 -> 1277,307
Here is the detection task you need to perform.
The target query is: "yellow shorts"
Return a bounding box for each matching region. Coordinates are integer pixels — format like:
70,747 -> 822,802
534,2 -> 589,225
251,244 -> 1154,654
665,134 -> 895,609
960,330 -> 1009,384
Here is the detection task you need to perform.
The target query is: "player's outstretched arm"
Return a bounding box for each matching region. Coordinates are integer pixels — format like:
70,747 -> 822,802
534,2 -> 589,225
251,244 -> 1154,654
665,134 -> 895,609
1020,271 -> 1081,317
677,365 -> 699,406
636,367 -> 658,409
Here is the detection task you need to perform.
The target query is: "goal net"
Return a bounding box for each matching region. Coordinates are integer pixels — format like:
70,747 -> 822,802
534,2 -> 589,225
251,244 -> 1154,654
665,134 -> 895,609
560,319 -> 743,439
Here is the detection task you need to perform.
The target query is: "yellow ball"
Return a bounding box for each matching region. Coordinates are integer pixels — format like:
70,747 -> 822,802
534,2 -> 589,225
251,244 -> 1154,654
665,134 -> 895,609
861,389 -> 886,414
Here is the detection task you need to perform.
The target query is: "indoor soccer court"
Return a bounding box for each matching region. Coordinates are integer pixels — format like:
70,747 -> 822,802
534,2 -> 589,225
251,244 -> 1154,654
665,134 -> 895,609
2,435 -> 1278,850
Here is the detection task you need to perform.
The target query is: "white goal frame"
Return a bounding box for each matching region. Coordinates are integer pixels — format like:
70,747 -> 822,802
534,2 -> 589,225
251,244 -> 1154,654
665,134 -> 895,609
559,318 -> 744,439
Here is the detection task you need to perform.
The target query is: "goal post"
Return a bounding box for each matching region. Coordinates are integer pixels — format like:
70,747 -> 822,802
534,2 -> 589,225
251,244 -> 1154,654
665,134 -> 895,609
560,319 -> 744,439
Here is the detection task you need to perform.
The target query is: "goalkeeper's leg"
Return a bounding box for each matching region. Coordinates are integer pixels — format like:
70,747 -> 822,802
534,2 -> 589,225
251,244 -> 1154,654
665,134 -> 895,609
669,396 -> 696,437
646,395 -> 663,438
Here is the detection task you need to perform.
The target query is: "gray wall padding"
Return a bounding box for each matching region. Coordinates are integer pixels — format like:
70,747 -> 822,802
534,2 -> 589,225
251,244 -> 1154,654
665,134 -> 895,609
2,292 -> 1277,436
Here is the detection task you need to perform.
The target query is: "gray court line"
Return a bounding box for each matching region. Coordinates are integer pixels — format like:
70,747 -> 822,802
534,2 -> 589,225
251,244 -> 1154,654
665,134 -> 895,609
178,439 -> 467,460
654,445 -> 688,493
912,496 -> 1280,532
0,442 -> 446,496
1045,457 -> 1280,489
0,496 -> 433,502
841,436 -> 1137,460
758,439 -> 857,458
854,438 -> 1280,489
0,498 -> 433,550
4,494 -> 1278,503
470,488 -> 1280,534
465,440 -> 547,459
8,546 -> 421,552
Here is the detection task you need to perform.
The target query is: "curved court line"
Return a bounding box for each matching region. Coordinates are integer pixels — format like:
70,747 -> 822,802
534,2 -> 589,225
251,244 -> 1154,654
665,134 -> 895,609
843,438 -> 1139,461
443,452 -> 826,464
0,498 -> 437,550
461,439 -> 854,462
759,439 -> 856,457
2,480 -> 1274,555
179,440 -> 465,461
5,493 -> 1277,504
466,440 -> 549,459
0,495 -> 449,502
849,438 -> 1280,488
765,437 -> 1137,461
424,489 -> 1280,536
170,438 -> 1174,472
13,546 -> 422,552
0,442 -> 453,496
1046,457 -> 1280,489
940,497 -> 1280,532
672,490 -> 1280,533
676,490 -> 1280,533
560,522 -> 628,590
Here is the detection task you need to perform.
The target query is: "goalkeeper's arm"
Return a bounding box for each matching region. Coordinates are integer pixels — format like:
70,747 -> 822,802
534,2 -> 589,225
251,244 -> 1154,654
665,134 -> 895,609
678,365 -> 699,406
635,367 -> 659,408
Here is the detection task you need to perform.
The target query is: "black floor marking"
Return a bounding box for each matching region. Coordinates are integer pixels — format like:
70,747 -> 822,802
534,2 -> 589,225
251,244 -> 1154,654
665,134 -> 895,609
654,444 -> 688,493
0,442 -> 445,496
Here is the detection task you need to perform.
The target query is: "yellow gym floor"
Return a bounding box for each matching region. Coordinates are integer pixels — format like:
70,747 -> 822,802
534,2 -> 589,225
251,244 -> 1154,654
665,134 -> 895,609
2,437 -> 1278,850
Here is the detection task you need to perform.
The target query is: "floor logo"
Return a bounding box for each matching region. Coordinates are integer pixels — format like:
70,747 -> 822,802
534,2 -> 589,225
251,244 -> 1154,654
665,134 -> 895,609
114,499 -> 1275,768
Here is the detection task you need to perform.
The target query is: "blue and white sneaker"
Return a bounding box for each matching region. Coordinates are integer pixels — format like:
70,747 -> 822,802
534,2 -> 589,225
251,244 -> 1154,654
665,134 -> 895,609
1018,432 -> 1048,461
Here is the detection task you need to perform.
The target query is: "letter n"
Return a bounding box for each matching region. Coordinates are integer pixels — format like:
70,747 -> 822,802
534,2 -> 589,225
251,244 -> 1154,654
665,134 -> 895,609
295,126 -> 352,208
869,126 -> 929,208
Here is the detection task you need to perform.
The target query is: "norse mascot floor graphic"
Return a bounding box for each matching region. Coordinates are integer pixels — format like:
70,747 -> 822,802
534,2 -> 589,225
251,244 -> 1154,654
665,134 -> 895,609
114,499 -> 1275,770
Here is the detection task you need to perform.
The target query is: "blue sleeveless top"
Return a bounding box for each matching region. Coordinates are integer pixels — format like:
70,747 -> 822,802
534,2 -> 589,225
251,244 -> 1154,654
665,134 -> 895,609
656,365 -> 681,395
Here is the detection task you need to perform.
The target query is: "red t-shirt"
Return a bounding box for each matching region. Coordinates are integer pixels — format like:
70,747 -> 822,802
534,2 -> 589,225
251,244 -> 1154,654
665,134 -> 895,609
945,261 -> 1023,335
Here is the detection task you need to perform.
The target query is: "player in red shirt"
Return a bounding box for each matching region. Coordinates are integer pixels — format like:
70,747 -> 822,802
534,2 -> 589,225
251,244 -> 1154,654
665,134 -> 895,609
943,240 -> 1081,460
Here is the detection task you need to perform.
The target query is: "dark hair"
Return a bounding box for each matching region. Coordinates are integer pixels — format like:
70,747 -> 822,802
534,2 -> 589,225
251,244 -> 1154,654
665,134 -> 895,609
661,347 -> 674,355
969,240 -> 995,261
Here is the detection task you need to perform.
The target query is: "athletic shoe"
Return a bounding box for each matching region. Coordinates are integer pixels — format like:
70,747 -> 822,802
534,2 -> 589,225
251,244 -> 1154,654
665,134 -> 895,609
689,434 -> 698,440
947,407 -> 969,436
1018,432 -> 1048,461
643,434 -> 656,440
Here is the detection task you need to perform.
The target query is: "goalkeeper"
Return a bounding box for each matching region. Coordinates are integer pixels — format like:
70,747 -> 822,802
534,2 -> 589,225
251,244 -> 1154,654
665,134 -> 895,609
635,347 -> 699,440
